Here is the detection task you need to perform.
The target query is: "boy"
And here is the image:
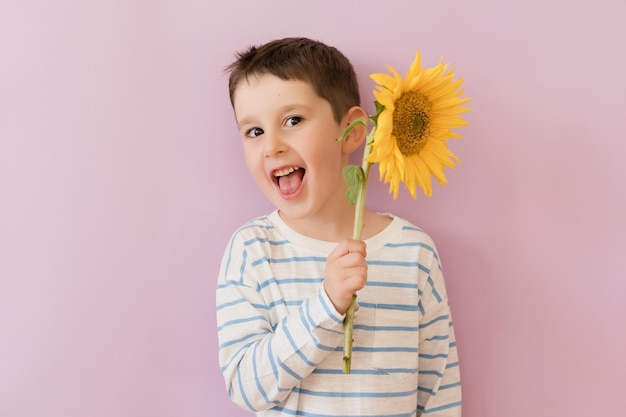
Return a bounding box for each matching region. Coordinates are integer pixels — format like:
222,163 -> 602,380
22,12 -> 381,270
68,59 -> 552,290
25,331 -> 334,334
216,37 -> 461,416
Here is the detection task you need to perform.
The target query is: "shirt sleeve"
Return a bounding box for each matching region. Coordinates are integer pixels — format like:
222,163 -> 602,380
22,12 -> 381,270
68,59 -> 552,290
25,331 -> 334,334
216,233 -> 345,412
416,249 -> 462,416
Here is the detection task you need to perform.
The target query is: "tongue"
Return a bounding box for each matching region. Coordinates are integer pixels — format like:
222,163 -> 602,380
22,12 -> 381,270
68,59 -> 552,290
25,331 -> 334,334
278,170 -> 304,195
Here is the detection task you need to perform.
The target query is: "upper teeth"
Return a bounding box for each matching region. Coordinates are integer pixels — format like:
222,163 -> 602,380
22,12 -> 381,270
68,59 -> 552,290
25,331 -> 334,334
274,167 -> 300,177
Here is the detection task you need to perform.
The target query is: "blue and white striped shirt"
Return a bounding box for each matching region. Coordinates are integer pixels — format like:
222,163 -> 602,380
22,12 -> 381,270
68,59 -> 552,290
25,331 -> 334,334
216,211 -> 461,416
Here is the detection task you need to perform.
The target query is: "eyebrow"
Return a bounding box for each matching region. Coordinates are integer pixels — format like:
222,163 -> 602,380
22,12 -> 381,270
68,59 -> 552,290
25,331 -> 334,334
236,104 -> 312,130
236,117 -> 255,129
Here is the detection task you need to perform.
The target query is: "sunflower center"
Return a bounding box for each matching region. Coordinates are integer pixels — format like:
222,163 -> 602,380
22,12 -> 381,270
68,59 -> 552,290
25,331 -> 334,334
392,91 -> 432,156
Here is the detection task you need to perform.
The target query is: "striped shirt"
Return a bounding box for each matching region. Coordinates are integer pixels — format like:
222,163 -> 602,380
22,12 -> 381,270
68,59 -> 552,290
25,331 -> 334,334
216,211 -> 461,416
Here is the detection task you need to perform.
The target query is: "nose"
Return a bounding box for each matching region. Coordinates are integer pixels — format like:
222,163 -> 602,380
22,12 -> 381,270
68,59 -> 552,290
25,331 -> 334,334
263,131 -> 287,157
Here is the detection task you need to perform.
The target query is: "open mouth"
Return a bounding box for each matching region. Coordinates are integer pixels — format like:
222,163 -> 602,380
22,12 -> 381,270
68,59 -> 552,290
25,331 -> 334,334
273,166 -> 305,197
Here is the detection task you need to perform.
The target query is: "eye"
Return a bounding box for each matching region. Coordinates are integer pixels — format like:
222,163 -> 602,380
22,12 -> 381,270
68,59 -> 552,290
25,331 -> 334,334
285,116 -> 302,127
245,127 -> 264,138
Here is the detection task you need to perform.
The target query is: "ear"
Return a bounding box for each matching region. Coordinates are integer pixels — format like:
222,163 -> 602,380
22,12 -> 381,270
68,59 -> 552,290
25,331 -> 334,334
340,106 -> 369,155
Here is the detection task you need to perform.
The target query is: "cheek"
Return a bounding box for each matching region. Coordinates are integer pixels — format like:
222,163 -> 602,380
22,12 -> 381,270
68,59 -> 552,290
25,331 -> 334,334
243,148 -> 263,178
309,148 -> 345,184
308,133 -> 343,160
243,152 -> 254,172
242,142 -> 259,163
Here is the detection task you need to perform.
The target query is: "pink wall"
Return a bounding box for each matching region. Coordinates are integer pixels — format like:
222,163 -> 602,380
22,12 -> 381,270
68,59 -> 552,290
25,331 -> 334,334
1,1 -> 625,416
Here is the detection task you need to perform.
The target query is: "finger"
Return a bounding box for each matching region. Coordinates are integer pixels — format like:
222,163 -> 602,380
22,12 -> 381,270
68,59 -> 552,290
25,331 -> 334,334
328,240 -> 352,260
345,239 -> 366,255
344,273 -> 367,292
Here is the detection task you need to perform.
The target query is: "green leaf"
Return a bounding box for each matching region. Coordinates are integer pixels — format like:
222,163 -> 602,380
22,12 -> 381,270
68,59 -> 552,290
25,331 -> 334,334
369,101 -> 386,127
343,165 -> 364,204
337,117 -> 368,142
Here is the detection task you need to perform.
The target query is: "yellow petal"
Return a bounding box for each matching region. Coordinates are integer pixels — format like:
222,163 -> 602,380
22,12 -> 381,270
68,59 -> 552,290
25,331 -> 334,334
370,73 -> 398,91
365,50 -> 470,199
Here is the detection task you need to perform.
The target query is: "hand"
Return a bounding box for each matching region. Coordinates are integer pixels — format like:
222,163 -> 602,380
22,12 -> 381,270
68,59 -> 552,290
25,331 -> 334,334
323,239 -> 367,314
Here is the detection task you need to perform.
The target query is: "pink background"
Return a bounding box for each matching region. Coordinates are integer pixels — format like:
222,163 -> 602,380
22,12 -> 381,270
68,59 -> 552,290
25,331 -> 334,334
1,1 -> 625,416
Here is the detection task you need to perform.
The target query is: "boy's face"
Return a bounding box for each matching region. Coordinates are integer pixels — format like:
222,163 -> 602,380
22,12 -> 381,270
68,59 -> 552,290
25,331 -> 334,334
233,74 -> 351,224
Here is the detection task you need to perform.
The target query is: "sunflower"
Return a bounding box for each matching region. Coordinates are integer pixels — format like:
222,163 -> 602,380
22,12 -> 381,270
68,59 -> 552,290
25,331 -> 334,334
366,51 -> 470,199
341,51 -> 470,373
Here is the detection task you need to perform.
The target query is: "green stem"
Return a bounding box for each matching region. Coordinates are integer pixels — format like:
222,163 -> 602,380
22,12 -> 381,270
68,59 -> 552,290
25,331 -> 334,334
342,131 -> 374,374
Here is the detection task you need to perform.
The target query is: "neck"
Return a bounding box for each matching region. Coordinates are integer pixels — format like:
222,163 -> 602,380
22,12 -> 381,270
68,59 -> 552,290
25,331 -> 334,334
278,207 -> 357,242
277,207 -> 390,243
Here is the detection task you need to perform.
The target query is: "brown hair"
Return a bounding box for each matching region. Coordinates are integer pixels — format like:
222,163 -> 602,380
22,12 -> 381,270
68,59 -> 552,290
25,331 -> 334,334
225,37 -> 361,123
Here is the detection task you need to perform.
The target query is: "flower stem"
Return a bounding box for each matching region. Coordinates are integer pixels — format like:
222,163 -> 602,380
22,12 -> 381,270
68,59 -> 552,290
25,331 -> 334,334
342,132 -> 374,374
